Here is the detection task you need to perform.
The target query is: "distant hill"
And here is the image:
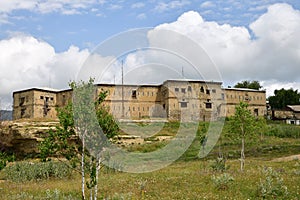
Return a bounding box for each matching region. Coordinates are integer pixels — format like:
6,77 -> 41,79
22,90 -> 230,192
0,110 -> 13,121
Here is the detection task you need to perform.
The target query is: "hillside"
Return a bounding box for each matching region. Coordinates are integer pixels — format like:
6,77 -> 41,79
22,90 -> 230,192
0,110 -> 12,121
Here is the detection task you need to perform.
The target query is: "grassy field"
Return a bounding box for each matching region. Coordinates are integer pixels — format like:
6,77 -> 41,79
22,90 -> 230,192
0,121 -> 300,199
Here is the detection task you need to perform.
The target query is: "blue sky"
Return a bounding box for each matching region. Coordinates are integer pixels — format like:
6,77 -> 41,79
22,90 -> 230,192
1,0 -> 300,108
2,0 -> 299,51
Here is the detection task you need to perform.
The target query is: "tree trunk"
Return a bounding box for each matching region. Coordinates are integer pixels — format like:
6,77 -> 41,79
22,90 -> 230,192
94,156 -> 101,200
90,159 -> 93,200
240,137 -> 245,172
81,136 -> 86,200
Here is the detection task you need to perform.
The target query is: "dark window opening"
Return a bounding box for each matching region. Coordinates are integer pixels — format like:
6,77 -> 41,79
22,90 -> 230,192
132,90 -> 137,99
200,86 -> 204,93
50,97 -> 54,101
206,103 -> 212,109
180,102 -> 187,108
163,104 -> 166,109
206,89 -> 210,95
21,108 -> 26,117
254,109 -> 259,116
221,93 -> 225,100
40,96 -> 44,100
19,97 -> 25,106
212,89 -> 216,93
175,88 -> 179,92
181,88 -> 186,93
188,86 -> 192,92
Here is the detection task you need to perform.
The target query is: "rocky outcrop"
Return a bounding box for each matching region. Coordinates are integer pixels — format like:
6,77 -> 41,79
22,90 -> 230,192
0,120 -> 59,157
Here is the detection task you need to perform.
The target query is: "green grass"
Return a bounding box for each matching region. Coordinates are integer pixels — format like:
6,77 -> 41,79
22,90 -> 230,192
0,121 -> 300,199
0,159 -> 300,199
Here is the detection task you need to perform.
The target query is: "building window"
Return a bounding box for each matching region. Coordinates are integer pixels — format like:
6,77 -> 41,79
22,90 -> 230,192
206,89 -> 210,95
254,109 -> 258,116
212,89 -> 216,93
221,93 -> 225,100
181,88 -> 186,93
50,97 -> 54,101
188,86 -> 192,92
132,90 -> 137,99
180,102 -> 187,108
19,97 -> 25,106
206,102 -> 212,109
175,88 -> 179,92
40,96 -> 44,100
200,86 -> 204,93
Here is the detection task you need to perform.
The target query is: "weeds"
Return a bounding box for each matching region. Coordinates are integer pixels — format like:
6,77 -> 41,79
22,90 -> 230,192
211,173 -> 234,190
210,156 -> 229,172
4,161 -> 72,182
256,167 -> 288,199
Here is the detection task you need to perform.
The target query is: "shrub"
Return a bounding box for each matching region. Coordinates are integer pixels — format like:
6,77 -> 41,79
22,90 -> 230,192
267,124 -> 300,138
4,161 -> 72,182
211,173 -> 234,190
210,157 -> 229,172
257,167 -> 288,199
0,152 -> 15,171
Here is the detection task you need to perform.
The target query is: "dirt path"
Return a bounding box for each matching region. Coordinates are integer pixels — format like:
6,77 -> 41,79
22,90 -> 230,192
272,154 -> 300,162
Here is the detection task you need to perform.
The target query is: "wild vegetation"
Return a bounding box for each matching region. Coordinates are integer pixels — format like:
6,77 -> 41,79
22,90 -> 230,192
0,119 -> 300,199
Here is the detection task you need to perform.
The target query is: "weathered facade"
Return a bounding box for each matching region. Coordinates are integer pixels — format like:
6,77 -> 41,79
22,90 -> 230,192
270,105 -> 300,125
13,80 -> 267,121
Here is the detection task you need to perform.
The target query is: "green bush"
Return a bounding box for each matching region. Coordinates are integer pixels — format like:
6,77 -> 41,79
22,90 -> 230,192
4,161 -> 72,182
257,167 -> 288,199
267,124 -> 300,138
211,173 -> 234,190
210,157 -> 229,172
0,152 -> 15,171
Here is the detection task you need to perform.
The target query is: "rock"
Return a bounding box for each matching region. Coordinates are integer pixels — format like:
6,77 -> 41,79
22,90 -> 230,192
0,120 -> 59,158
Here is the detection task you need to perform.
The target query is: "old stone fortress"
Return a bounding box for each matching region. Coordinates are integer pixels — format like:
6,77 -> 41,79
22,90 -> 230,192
13,79 -> 266,121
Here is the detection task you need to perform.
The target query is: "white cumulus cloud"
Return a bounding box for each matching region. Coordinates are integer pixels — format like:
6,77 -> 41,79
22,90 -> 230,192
0,35 -> 89,108
150,3 -> 300,95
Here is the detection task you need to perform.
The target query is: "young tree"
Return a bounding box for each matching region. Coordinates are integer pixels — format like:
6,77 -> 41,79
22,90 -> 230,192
40,79 -> 119,200
227,102 -> 266,172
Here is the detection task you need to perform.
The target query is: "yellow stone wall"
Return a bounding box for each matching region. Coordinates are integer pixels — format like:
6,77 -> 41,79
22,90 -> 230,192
13,81 -> 267,121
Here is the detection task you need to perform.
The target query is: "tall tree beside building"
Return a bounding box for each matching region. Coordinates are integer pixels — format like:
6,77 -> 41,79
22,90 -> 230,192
268,88 -> 300,109
234,80 -> 262,90
40,78 -> 119,200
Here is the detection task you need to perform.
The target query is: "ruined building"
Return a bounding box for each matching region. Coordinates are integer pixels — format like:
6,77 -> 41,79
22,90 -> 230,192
13,79 -> 266,121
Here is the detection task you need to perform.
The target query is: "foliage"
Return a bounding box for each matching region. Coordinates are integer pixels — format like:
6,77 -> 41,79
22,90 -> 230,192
212,173 -> 234,190
4,161 -> 72,182
256,167 -> 288,199
210,157 -> 229,172
0,152 -> 15,171
227,102 -> 267,171
268,88 -> 300,109
39,78 -> 119,200
266,124 -> 300,138
234,80 -> 262,90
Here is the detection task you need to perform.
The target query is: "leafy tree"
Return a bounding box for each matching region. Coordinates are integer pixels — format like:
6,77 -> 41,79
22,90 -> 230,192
40,78 -> 119,200
227,102 -> 266,172
268,88 -> 300,109
234,80 -> 262,90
